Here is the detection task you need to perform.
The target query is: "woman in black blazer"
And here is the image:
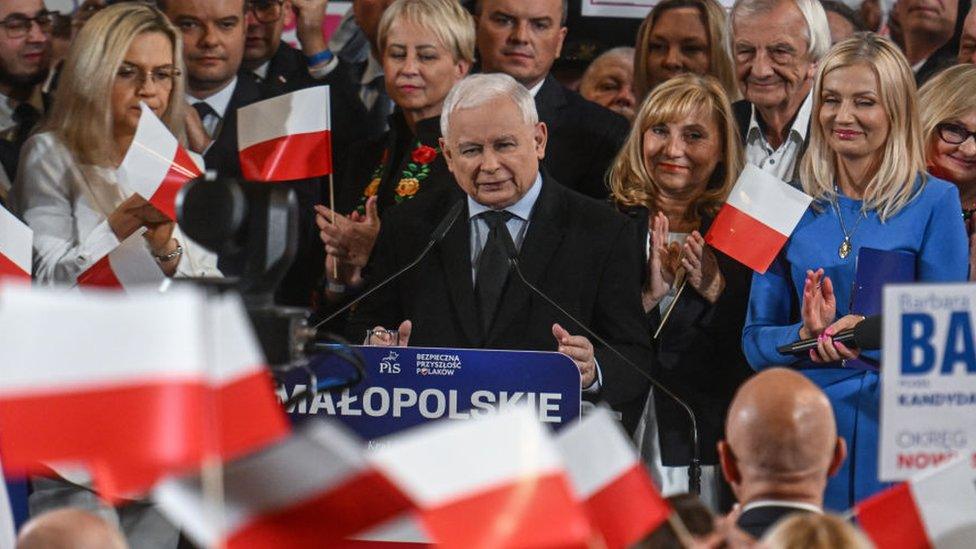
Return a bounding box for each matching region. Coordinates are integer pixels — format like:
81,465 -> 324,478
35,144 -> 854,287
608,73 -> 754,511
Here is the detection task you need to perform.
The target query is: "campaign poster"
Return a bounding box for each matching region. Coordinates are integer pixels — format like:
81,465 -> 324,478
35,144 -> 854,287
880,283 -> 976,481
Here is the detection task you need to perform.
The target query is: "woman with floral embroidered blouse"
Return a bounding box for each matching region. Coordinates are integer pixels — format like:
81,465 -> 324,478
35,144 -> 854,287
314,0 -> 473,297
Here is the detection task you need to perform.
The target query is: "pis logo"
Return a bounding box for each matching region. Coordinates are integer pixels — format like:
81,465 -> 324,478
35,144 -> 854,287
379,351 -> 401,374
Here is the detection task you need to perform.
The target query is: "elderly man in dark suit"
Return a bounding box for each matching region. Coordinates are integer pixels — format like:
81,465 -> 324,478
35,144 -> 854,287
473,0 -> 629,200
718,368 -> 847,539
344,73 -> 653,429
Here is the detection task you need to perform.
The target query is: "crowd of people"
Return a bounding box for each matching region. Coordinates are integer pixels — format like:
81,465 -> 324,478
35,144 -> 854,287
2,0 -> 976,546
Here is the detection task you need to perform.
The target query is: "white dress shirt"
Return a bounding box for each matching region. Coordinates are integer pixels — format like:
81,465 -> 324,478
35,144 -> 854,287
13,132 -> 221,284
186,76 -> 237,137
745,92 -> 812,184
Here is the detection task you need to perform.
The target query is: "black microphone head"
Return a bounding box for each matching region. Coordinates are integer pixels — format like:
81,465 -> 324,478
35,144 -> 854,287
853,315 -> 882,350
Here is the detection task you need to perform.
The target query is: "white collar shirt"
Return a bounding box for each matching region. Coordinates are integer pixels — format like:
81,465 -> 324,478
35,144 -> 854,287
745,91 -> 812,183
740,499 -> 823,515
186,76 -> 238,137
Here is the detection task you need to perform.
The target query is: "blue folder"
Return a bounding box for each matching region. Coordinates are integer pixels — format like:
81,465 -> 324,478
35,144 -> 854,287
846,247 -> 916,370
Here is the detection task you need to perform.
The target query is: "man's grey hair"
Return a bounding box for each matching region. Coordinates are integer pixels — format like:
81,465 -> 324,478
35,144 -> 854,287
728,0 -> 832,62
440,73 -> 539,141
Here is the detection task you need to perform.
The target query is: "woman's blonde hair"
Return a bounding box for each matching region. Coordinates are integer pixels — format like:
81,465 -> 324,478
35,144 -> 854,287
633,0 -> 738,104
42,2 -> 185,167
918,63 -> 976,160
762,513 -> 874,549
377,0 -> 476,64
609,73 -> 743,222
800,33 -> 925,221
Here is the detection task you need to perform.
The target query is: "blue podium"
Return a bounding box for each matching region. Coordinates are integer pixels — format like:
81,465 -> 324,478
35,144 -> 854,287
277,346 -> 582,441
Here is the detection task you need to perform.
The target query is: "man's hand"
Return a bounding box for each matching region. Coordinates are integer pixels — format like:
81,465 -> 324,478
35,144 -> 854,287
365,320 -> 412,346
315,196 -> 381,268
291,0 -> 329,59
552,323 -> 596,388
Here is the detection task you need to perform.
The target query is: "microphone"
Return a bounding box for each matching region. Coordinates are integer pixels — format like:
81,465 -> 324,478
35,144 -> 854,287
311,199 -> 465,332
776,314 -> 881,355
500,237 -> 704,495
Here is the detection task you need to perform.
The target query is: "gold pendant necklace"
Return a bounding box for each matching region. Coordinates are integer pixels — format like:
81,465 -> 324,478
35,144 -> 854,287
831,198 -> 864,260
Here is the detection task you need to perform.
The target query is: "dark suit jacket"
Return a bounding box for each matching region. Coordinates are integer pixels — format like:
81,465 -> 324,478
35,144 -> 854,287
535,75 -> 630,200
732,99 -> 810,186
202,73 -> 324,307
347,174 -> 654,430
736,504 -> 816,539
626,207 -> 754,465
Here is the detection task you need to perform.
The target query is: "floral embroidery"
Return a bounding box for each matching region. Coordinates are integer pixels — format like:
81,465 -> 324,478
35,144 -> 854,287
396,178 -> 420,197
357,140 -> 440,213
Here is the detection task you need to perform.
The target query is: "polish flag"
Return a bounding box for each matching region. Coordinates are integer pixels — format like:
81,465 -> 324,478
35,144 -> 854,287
154,421 -> 414,549
0,204 -> 31,282
705,164 -> 812,273
237,86 -> 332,182
117,103 -> 202,220
0,286 -> 289,501
76,231 -> 164,290
369,407 -> 592,548
855,458 -> 976,549
556,407 -> 671,549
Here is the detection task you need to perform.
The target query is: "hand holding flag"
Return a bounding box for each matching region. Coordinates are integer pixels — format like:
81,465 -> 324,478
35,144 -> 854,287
117,103 -> 202,220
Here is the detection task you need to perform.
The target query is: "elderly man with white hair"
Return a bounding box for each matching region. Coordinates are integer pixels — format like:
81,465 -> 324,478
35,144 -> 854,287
345,73 -> 654,431
728,0 -> 831,187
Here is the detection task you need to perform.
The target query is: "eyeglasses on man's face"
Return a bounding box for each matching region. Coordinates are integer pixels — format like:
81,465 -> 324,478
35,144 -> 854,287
0,10 -> 57,39
246,0 -> 285,24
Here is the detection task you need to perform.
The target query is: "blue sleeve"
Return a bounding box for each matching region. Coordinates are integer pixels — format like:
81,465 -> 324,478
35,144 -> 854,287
918,183 -> 968,282
742,253 -> 804,370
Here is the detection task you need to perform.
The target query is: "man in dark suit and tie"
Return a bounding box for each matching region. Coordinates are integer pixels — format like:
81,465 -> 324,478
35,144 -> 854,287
473,0 -> 629,200
718,368 -> 847,539
0,0 -> 52,206
343,73 -> 653,429
161,0 -> 323,306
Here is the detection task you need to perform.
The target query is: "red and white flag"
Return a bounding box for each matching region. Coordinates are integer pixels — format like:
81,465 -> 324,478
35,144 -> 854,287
705,164 -> 812,273
369,407 -> 592,548
556,407 -> 671,549
237,86 -> 332,182
0,203 -> 31,282
0,286 -> 288,501
855,458 -> 976,549
76,231 -> 164,290
154,421 -> 414,549
117,103 -> 201,220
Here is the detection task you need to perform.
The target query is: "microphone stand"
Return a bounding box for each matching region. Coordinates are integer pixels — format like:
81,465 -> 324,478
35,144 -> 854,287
507,256 -> 702,494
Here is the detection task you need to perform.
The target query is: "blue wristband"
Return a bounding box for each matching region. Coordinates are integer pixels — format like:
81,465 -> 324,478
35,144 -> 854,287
305,49 -> 334,66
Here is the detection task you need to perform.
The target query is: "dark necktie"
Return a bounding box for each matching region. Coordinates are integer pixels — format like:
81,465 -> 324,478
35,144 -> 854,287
192,101 -> 217,121
475,210 -> 516,334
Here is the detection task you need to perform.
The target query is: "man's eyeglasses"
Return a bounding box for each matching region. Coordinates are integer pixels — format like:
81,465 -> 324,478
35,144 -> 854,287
0,11 -> 57,39
116,63 -> 182,89
937,122 -> 976,146
246,0 -> 285,24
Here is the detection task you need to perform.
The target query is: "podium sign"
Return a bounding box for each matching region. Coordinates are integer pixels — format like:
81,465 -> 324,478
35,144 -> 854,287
277,346 -> 582,441
880,283 -> 976,481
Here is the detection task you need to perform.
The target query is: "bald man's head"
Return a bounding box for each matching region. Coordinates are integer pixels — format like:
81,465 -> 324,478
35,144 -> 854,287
17,508 -> 127,549
718,368 -> 846,507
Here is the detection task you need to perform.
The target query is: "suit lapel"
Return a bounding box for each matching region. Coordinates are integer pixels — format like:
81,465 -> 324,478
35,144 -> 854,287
486,176 -> 565,343
437,200 -> 481,346
533,75 -> 567,123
